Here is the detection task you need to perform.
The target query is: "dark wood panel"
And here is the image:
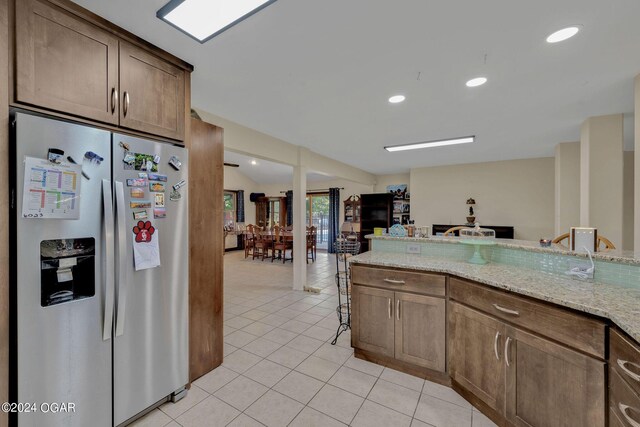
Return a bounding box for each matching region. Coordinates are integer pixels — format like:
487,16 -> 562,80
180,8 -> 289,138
15,0 -> 119,125
188,118 -> 224,382
395,292 -> 446,371
351,285 -> 395,358
610,328 -> 640,397
506,326 -> 605,427
351,265 -> 446,297
449,301 -> 506,413
450,277 -> 606,358
119,42 -> 185,141
0,0 -> 10,424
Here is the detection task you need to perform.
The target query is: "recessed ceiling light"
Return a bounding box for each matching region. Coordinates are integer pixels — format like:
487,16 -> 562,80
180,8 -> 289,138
466,77 -> 487,88
546,26 -> 580,43
251,160 -> 257,165
384,136 -> 475,152
388,95 -> 406,104
157,0 -> 278,43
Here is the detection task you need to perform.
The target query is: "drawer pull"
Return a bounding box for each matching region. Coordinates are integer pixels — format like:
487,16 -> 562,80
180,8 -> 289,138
493,303 -> 520,316
619,403 -> 640,427
384,278 -> 406,285
494,331 -> 501,360
618,359 -> 640,382
505,337 -> 512,367
388,298 -> 391,319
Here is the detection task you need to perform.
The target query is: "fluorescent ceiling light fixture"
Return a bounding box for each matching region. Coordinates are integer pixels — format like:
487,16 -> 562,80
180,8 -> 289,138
466,77 -> 487,87
385,136 -> 475,152
157,0 -> 277,43
388,95 -> 406,104
546,26 -> 580,43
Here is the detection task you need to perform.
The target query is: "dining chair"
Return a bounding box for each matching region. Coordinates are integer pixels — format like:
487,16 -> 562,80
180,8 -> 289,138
252,230 -> 271,261
272,225 -> 292,263
244,224 -> 256,258
552,233 -> 616,251
306,226 -> 317,263
443,226 -> 466,236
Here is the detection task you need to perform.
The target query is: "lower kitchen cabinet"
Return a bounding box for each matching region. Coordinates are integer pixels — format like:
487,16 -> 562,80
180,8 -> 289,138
506,327 -> 605,427
450,300 -> 605,426
450,301 -> 506,411
352,283 -> 446,371
395,292 -> 445,370
351,285 -> 395,358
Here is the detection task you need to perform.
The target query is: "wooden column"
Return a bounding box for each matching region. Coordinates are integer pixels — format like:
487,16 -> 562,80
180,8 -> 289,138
1,0 -> 10,423
187,118 -> 224,382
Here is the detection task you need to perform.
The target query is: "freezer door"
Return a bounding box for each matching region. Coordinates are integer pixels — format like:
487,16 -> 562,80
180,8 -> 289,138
13,112 -> 113,427
112,134 -> 189,425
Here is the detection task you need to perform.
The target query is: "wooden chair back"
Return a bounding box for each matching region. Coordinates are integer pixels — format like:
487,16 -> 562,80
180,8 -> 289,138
552,232 -> 616,250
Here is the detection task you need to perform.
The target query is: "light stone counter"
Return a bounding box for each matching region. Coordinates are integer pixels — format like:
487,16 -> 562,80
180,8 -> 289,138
350,251 -> 640,343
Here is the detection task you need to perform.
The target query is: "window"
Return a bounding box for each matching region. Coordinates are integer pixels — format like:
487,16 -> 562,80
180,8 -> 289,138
224,191 -> 236,229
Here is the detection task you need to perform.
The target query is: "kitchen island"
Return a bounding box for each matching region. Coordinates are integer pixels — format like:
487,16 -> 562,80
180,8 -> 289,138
348,235 -> 640,427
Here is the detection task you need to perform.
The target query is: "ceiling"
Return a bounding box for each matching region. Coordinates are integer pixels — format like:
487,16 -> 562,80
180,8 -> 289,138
224,151 -> 334,184
74,0 -> 640,174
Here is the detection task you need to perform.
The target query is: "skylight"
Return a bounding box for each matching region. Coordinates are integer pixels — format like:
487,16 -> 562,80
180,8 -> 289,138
157,0 -> 277,43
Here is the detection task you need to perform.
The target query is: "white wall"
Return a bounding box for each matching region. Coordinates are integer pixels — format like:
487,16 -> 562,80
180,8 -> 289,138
224,167 -> 262,225
374,174 -> 410,193
624,151 -> 635,251
554,142 -> 580,236
410,158 -> 555,241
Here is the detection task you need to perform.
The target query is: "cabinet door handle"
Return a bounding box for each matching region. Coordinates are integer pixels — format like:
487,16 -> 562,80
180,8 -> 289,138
111,88 -> 118,114
123,91 -> 130,117
493,303 -> 520,316
396,299 -> 400,320
619,403 -> 640,427
505,337 -> 512,367
388,298 -> 391,319
618,359 -> 640,383
384,278 -> 405,285
494,331 -> 501,360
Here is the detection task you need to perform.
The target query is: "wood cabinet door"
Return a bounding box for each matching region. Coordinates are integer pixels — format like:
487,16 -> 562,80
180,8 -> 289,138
351,285 -> 395,358
505,327 -> 605,427
394,292 -> 445,371
449,302 -> 506,413
15,0 -> 119,125
119,42 -> 185,141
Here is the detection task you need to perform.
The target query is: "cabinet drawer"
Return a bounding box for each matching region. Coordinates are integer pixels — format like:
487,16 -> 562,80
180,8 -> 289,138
351,265 -> 445,296
449,278 -> 605,358
610,368 -> 640,427
611,329 -> 640,396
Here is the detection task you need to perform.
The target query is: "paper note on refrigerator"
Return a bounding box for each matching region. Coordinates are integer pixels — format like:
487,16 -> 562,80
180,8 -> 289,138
21,156 -> 82,219
133,229 -> 161,271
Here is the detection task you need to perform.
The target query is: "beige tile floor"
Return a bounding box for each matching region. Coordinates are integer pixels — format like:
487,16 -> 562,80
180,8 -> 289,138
131,251 -> 497,427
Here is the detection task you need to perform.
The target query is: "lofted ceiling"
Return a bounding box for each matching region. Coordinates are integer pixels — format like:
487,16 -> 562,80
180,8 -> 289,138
74,0 -> 640,174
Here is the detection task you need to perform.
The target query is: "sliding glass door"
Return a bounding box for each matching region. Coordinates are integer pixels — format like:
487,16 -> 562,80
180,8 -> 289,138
306,193 -> 329,250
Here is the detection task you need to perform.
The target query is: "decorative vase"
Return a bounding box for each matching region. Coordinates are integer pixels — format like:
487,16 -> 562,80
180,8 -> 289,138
466,216 -> 475,224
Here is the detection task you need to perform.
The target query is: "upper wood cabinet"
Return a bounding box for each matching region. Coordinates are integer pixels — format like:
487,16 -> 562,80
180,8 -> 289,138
15,0 -> 119,125
13,0 -> 191,141
119,42 -> 185,141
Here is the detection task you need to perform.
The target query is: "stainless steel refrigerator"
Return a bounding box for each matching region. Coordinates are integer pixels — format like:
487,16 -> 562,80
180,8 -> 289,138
10,111 -> 189,426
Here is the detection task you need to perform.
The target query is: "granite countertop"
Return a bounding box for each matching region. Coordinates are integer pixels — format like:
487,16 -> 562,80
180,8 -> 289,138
365,234 -> 640,265
350,251 -> 640,343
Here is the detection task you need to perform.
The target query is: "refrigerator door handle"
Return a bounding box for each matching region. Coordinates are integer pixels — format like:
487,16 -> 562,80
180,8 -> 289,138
115,181 -> 128,337
102,179 -> 115,341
